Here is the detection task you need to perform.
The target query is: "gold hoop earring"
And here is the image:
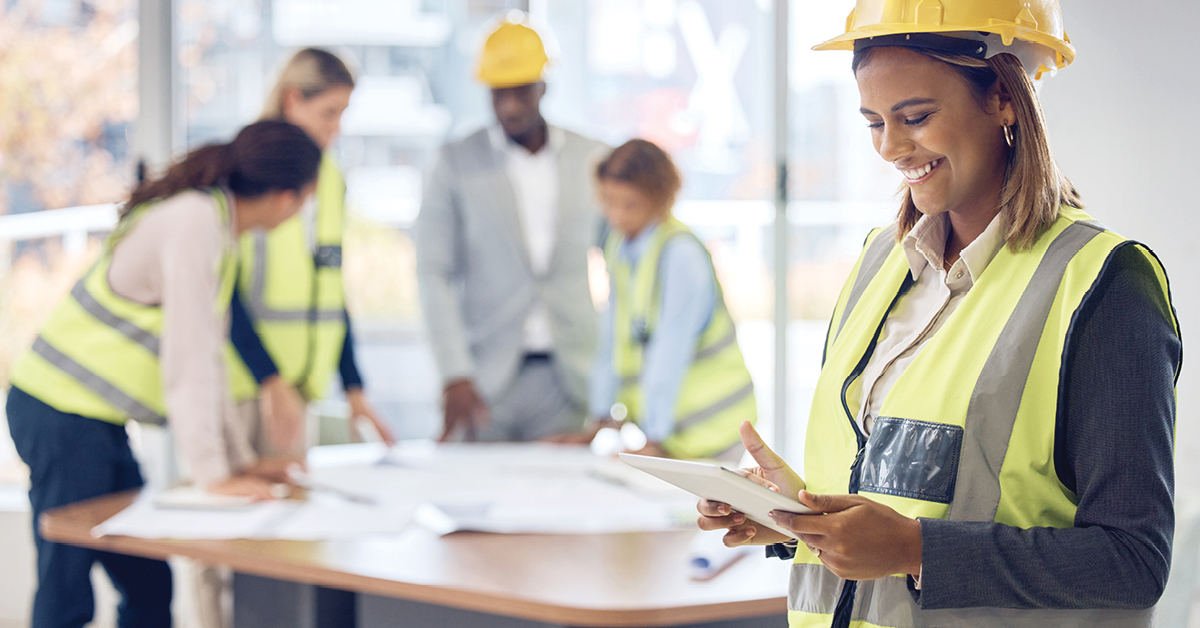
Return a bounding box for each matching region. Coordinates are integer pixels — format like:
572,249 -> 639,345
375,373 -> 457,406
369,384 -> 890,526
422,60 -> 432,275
1003,124 -> 1015,148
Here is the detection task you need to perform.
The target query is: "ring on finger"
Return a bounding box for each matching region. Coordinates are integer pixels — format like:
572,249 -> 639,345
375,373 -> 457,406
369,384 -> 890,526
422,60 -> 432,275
808,544 -> 821,558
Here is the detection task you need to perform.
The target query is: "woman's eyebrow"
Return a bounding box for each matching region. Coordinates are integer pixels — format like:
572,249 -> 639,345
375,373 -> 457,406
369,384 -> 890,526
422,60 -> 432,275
859,97 -> 938,116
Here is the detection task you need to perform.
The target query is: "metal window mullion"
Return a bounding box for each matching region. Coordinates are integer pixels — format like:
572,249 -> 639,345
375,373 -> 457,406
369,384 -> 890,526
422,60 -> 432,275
773,0 -> 790,458
136,0 -> 175,175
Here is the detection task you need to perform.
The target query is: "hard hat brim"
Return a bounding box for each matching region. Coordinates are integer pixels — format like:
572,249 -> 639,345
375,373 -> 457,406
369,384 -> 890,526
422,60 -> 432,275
813,24 -> 1075,70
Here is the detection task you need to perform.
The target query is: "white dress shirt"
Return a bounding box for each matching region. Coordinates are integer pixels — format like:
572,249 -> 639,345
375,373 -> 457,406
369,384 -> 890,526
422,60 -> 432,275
488,125 -> 563,353
855,211 -> 1008,435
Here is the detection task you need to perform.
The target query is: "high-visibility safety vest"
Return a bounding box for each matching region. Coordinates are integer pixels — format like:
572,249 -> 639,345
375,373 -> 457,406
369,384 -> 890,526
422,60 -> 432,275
605,217 -> 757,460
789,206 -> 1178,628
10,189 -> 237,426
225,155 -> 346,402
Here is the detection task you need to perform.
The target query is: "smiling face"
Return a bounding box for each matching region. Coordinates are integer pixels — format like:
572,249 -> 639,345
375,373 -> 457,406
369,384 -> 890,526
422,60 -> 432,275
856,47 -> 1013,224
282,85 -> 353,151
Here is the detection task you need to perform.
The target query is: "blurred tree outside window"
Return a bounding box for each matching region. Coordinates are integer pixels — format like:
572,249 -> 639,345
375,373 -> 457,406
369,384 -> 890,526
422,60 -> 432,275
0,0 -> 138,390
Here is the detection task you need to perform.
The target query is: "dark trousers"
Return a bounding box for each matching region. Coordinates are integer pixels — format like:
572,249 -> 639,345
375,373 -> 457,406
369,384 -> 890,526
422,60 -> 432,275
6,386 -> 172,628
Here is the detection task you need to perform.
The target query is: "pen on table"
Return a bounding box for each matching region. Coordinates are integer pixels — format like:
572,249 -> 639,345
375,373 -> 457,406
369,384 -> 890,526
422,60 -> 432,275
286,464 -> 378,505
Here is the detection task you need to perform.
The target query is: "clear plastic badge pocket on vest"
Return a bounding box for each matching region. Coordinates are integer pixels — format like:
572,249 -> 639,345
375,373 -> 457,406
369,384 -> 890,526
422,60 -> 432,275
859,417 -> 963,504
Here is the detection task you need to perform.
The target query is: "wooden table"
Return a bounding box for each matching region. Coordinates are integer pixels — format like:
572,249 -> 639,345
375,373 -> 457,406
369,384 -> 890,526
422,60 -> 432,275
41,490 -> 789,628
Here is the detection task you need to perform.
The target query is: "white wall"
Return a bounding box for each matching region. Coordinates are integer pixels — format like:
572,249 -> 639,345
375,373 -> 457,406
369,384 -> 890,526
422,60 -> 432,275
1039,1 -> 1200,478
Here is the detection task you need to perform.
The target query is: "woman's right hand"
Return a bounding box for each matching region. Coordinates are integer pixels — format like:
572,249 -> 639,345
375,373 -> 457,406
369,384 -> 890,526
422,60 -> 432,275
259,376 -> 306,452
207,474 -> 278,501
696,420 -> 806,547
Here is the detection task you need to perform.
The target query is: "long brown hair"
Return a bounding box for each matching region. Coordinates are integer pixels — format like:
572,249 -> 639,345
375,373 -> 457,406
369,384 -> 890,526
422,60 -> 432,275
261,48 -> 356,121
596,139 -> 683,212
853,48 -> 1082,250
124,120 -> 322,216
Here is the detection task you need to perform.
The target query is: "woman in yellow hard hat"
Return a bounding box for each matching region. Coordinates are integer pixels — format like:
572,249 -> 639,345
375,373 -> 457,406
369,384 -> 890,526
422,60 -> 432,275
697,1 -> 1180,626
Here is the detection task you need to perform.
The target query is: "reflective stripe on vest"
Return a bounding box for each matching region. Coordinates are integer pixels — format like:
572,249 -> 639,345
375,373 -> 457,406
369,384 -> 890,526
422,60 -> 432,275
604,217 -> 757,460
786,564 -> 1150,627
790,208 -> 1175,627
227,154 -> 347,401
10,188 -> 236,426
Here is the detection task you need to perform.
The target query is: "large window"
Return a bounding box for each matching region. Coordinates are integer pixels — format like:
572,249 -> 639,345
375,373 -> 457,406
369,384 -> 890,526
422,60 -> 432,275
0,0 -> 904,459
783,1 -> 898,463
0,0 -> 137,391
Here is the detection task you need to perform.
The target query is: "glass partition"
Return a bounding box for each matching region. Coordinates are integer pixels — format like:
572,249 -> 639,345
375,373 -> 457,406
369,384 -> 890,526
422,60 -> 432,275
783,0 -> 899,464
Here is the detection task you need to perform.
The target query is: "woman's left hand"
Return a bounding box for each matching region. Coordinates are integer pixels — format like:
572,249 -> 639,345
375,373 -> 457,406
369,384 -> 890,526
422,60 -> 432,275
347,388 -> 397,446
769,490 -> 923,581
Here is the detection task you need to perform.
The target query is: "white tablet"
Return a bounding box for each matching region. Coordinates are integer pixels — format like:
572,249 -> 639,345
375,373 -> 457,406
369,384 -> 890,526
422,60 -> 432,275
618,453 -> 811,538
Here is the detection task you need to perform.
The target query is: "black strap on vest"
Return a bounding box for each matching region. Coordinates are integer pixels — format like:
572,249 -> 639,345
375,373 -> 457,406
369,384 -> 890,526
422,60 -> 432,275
832,272 -> 915,628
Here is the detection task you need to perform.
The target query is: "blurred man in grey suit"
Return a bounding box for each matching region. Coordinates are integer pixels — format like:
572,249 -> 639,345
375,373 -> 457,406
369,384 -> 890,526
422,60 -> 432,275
416,16 -> 608,442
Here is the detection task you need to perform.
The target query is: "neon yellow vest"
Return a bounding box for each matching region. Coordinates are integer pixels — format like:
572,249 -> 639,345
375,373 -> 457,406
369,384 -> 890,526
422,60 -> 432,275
10,189 -> 237,426
605,217 -> 757,460
788,207 -> 1177,628
225,155 -> 347,401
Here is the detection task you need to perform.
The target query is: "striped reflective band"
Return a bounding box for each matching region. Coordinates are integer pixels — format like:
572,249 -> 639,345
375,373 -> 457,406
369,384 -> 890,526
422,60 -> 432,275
71,281 -> 160,354
835,224 -> 899,343
247,233 -> 342,323
788,563 -> 1149,627
694,327 -> 737,361
676,381 -> 755,431
947,221 -> 1100,522
30,337 -> 166,425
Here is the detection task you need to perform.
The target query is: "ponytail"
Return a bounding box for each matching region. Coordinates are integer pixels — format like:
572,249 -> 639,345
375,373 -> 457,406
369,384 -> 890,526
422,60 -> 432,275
124,120 -> 322,217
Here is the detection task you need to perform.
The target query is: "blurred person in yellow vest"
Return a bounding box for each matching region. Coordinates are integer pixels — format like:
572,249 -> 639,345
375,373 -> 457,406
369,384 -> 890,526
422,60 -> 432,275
416,14 -> 609,442
696,2 -> 1180,627
183,49 -> 396,628
225,47 -> 396,463
548,140 -> 756,461
6,121 -> 321,628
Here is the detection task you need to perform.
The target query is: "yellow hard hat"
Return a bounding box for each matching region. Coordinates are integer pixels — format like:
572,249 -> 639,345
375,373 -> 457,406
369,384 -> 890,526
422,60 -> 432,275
813,0 -> 1075,79
476,20 -> 550,88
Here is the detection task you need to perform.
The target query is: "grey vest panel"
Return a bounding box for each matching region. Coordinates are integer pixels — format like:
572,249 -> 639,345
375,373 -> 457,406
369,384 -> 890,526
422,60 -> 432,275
835,224 -> 899,343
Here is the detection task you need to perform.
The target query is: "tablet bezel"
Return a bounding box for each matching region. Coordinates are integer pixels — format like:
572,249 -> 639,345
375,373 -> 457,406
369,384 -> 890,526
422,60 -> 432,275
618,453 -> 810,538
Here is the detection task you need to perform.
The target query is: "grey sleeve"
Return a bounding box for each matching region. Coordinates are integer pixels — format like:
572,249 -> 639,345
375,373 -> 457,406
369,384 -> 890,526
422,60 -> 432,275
414,148 -> 476,384
915,244 -> 1180,610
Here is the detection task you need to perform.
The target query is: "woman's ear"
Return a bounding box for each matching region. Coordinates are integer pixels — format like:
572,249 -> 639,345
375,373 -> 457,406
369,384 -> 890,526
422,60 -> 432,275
280,87 -> 303,119
993,80 -> 1016,126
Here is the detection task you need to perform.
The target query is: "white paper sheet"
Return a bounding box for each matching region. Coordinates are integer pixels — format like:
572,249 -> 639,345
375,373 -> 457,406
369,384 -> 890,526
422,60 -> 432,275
93,496 -> 294,539
93,442 -> 706,540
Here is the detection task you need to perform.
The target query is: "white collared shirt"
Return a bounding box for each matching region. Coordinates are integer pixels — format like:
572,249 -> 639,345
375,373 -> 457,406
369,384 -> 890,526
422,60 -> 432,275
488,125 -> 564,352
855,211 -> 1008,434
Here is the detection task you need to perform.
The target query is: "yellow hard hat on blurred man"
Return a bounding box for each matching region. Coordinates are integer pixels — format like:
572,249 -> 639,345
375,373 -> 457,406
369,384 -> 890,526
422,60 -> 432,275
813,0 -> 1075,79
476,18 -> 550,88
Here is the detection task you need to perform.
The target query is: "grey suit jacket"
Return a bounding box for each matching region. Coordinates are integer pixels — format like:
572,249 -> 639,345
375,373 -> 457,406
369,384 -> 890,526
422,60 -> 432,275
415,127 -> 610,406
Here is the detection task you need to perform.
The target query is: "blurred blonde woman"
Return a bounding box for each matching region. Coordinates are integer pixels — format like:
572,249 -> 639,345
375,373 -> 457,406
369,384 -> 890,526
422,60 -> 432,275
190,48 -> 395,628
227,47 -> 395,458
